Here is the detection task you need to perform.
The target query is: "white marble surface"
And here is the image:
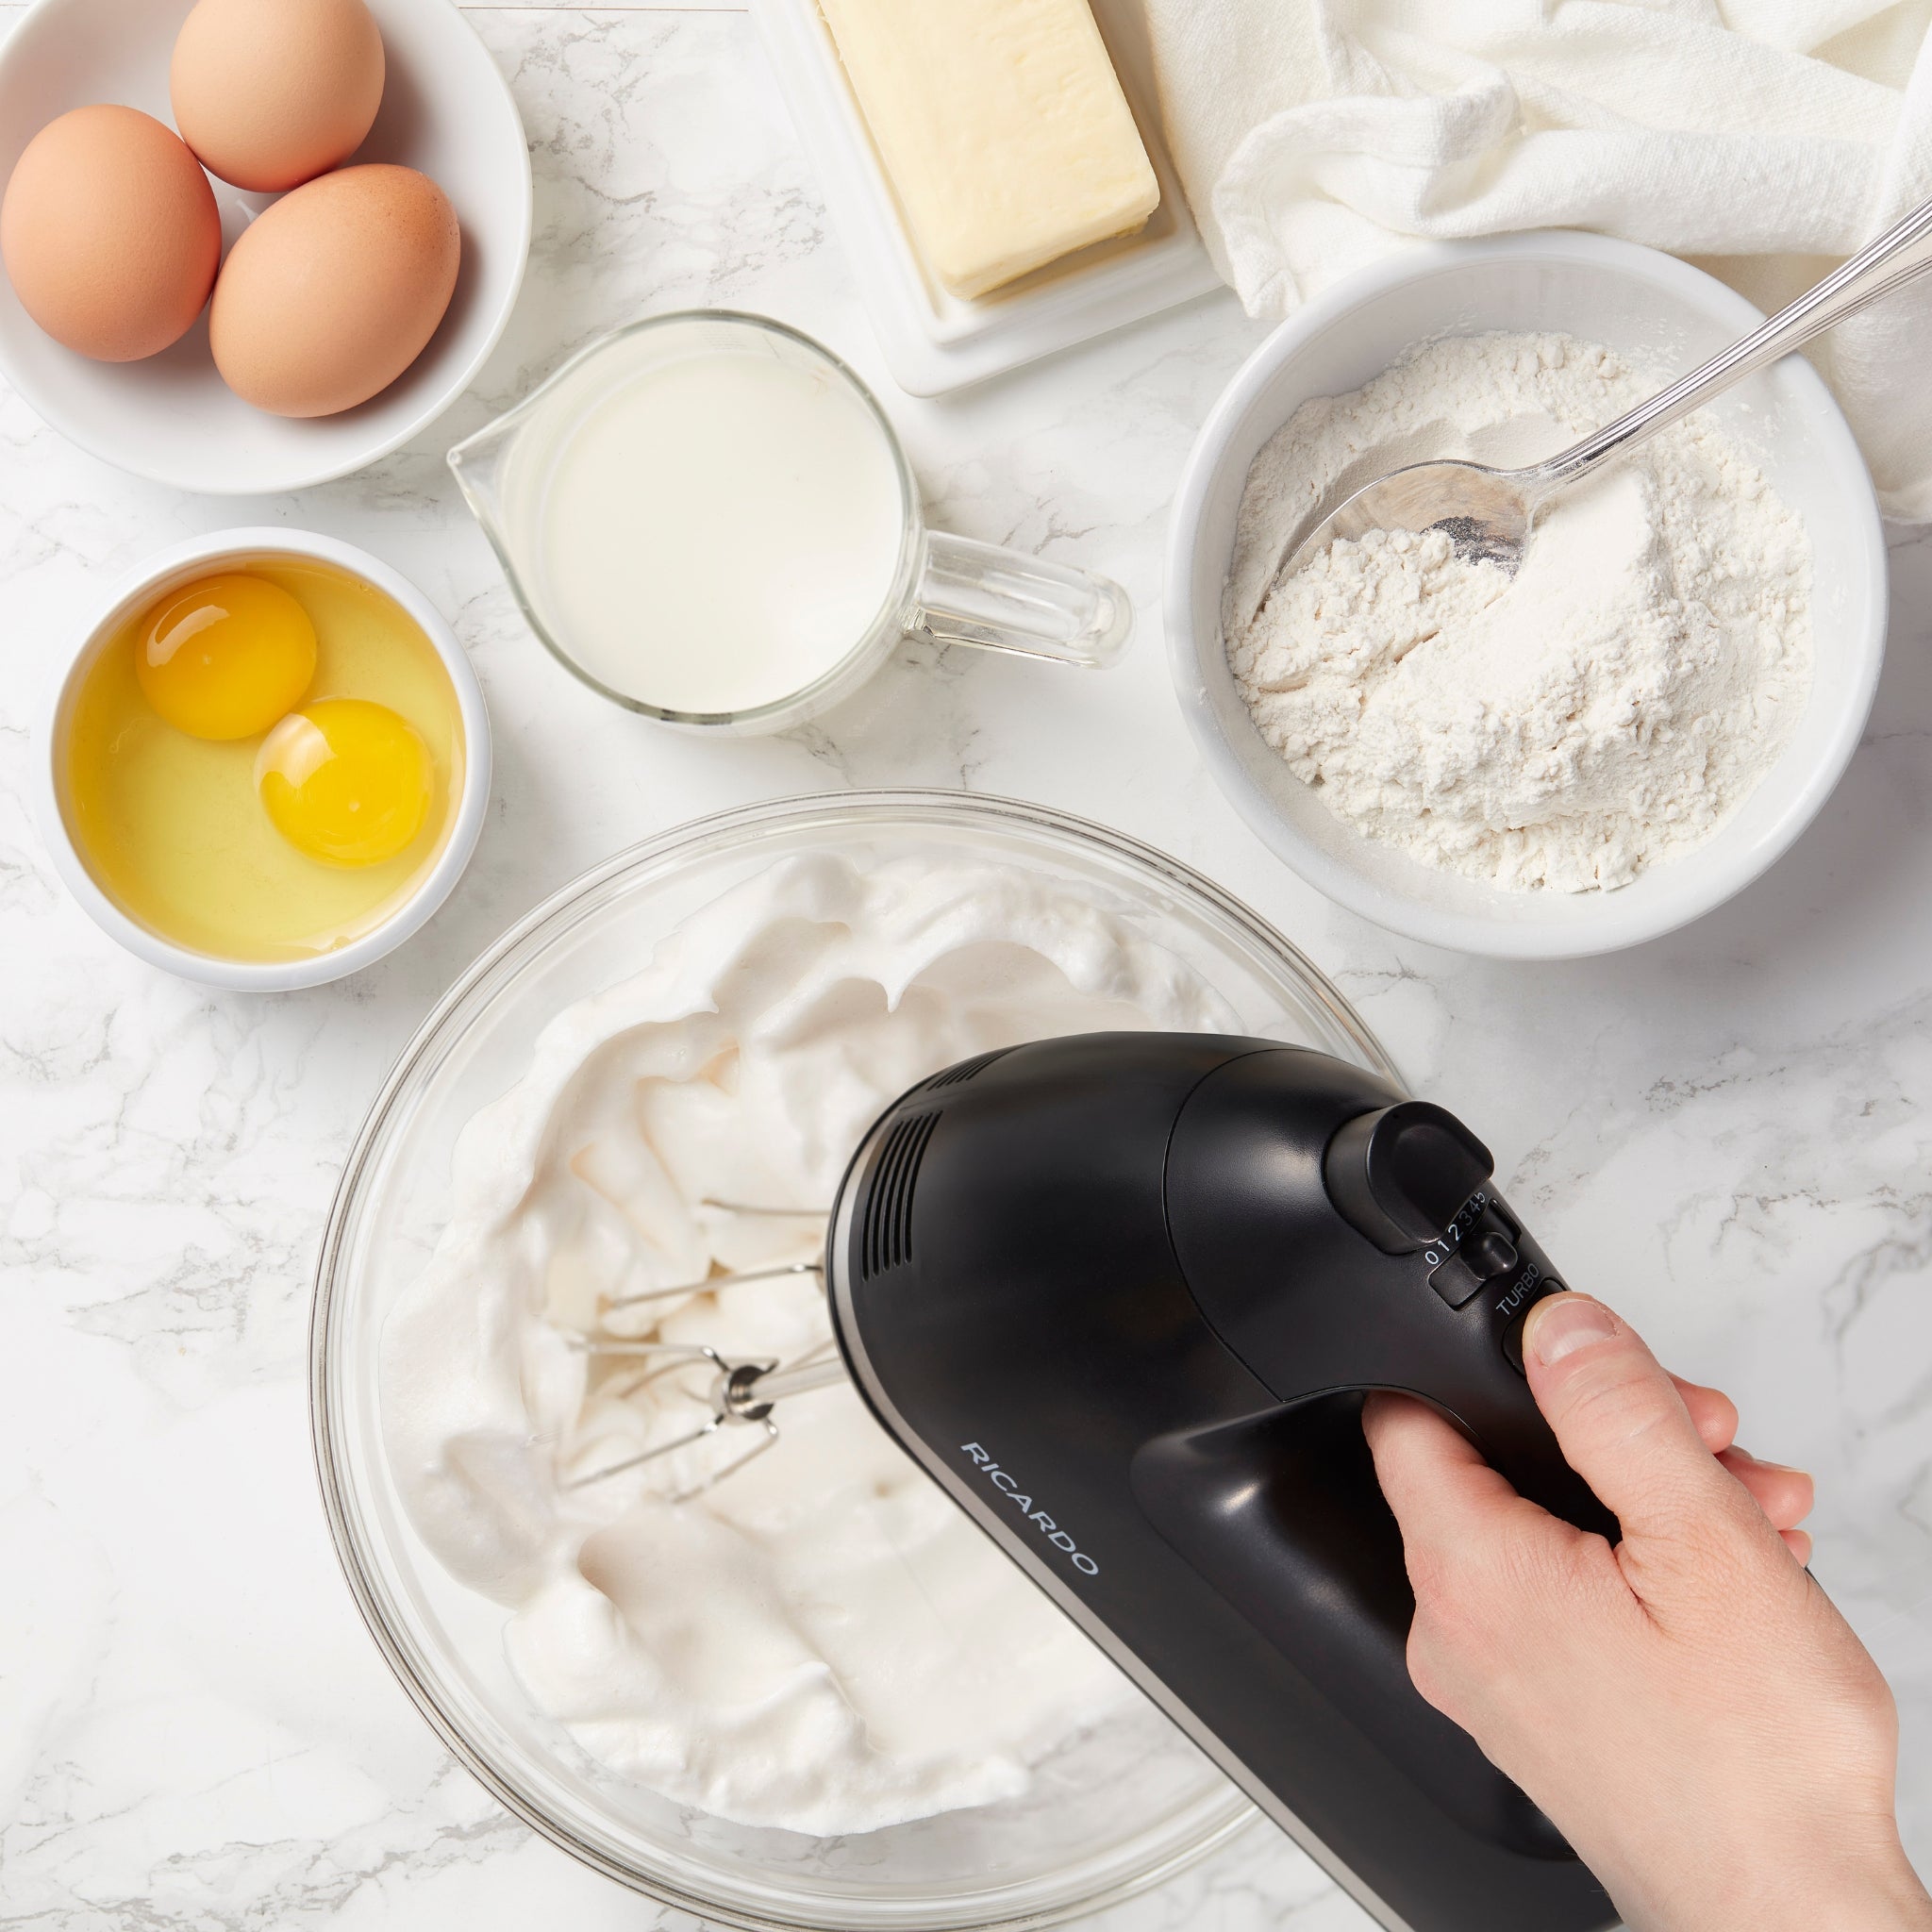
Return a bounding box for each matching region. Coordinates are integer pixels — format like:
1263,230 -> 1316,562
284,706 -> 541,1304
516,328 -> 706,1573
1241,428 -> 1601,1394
2,6 -> 1929,1928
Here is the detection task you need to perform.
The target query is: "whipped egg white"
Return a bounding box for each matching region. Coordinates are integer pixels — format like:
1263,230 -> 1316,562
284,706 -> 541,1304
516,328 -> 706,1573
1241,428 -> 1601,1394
381,849 -> 1236,1834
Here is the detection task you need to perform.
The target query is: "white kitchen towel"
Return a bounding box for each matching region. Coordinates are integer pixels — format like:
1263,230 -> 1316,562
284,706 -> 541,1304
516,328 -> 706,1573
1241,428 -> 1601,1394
1143,0 -> 1932,519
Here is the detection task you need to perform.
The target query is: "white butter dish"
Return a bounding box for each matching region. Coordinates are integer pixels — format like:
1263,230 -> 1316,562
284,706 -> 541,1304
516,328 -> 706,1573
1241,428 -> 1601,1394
749,0 -> 1223,396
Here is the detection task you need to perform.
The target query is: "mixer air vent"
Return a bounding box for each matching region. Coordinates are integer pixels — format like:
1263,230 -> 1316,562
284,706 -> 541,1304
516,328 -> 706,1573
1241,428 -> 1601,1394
861,1109 -> 941,1279
923,1047 -> 1012,1091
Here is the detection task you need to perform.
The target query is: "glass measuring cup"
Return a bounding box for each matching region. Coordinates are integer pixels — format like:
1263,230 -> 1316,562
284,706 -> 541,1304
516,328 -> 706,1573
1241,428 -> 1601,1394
447,312 -> 1131,734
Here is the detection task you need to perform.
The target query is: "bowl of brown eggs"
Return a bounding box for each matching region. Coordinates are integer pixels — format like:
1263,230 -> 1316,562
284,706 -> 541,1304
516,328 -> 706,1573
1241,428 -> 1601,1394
0,0 -> 530,492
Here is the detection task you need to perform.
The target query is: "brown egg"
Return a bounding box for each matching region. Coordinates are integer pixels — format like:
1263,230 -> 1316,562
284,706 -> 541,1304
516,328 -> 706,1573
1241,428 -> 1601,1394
172,0 -> 385,193
0,105 -> 221,362
209,163 -> 459,418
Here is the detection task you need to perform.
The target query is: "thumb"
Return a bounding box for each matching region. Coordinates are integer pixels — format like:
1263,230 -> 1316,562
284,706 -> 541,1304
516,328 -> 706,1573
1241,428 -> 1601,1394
1521,1292 -> 1743,1544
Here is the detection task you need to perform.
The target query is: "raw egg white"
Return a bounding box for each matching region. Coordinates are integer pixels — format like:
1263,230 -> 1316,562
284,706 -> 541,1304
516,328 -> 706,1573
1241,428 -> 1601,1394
0,105 -> 221,361
63,559 -> 463,962
171,0 -> 386,193
209,164 -> 460,417
136,573 -> 318,741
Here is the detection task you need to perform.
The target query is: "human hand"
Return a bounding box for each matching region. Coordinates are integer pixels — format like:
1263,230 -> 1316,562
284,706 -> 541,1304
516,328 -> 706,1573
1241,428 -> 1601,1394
1362,1291 -> 1932,1932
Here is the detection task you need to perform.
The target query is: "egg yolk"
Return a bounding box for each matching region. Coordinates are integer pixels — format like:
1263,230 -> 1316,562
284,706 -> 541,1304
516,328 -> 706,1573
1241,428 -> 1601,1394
134,573 -> 318,740
255,699 -> 432,867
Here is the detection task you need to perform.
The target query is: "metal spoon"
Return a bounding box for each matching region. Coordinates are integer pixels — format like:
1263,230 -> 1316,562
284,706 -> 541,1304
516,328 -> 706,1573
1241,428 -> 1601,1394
1264,195 -> 1932,596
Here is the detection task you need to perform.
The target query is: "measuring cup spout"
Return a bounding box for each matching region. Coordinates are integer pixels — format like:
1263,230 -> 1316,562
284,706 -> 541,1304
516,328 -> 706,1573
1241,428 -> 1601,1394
446,410 -> 519,556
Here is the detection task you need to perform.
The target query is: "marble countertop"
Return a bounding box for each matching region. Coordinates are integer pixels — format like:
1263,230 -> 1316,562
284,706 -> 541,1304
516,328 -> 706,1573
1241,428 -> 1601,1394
2,5 -> 1928,1927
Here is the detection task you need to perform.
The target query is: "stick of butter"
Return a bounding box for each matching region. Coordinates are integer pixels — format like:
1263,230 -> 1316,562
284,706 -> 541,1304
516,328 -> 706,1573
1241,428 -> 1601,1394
816,0 -> 1160,300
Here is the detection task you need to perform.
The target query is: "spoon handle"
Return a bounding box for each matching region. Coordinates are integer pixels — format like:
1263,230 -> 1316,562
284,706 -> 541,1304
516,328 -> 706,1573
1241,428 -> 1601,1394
1527,194 -> 1932,498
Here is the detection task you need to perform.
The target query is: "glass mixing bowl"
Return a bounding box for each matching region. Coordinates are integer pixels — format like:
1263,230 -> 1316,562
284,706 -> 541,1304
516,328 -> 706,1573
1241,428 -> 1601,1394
311,791 -> 1401,1930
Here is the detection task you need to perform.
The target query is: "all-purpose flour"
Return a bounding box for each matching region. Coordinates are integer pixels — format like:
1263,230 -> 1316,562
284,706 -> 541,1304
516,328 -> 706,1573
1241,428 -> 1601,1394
1224,333 -> 1813,893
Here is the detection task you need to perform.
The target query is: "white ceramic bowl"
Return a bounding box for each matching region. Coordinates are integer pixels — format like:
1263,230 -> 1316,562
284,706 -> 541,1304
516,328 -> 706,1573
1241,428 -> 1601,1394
0,0 -> 531,494
1166,233 -> 1889,959
36,527 -> 491,990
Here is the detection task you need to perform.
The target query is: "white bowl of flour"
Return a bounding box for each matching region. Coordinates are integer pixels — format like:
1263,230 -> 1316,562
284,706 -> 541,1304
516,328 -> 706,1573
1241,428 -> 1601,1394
1167,233 -> 1887,958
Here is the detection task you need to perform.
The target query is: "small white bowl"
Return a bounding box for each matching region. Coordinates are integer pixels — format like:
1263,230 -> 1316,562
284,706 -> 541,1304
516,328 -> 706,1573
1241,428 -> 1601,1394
36,528 -> 491,990
1166,233 -> 1889,960
0,0 -> 531,494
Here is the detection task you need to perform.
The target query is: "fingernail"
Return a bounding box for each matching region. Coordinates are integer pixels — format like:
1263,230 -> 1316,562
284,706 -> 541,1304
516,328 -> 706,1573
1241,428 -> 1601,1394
1527,1293 -> 1618,1366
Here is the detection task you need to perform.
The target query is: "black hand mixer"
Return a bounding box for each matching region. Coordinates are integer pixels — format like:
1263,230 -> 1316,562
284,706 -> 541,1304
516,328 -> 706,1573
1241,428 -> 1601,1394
586,1033 -> 1621,1932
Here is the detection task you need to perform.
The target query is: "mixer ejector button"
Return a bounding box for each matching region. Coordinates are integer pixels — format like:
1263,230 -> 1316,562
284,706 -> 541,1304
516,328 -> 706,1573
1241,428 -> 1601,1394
1324,1100 -> 1495,1255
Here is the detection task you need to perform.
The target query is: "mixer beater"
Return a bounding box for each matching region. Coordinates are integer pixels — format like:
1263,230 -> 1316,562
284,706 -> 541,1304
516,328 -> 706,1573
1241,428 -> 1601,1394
562,1202 -> 847,1498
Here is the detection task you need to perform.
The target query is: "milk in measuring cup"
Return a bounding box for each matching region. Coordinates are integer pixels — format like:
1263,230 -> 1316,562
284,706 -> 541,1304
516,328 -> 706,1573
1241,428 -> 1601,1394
527,350 -> 907,717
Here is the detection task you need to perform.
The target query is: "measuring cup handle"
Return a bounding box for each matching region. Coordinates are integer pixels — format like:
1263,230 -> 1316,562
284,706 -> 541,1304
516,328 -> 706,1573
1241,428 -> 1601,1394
908,531 -> 1132,669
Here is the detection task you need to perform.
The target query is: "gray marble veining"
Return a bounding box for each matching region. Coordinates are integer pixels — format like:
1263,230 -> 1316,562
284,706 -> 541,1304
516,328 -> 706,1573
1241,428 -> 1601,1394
0,6 -> 1926,1927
